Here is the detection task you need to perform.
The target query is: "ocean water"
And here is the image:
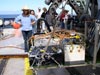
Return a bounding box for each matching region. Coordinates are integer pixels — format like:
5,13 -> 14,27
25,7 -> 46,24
0,14 -> 18,19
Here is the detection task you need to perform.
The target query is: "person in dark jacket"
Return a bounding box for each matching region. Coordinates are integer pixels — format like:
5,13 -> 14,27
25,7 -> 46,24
41,7 -> 47,18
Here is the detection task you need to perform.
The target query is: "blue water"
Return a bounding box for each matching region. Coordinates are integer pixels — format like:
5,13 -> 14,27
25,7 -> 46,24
0,14 -> 18,19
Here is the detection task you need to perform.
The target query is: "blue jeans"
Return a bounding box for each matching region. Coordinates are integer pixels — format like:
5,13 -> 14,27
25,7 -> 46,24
22,30 -> 32,52
60,21 -> 65,29
32,24 -> 37,34
96,9 -> 100,20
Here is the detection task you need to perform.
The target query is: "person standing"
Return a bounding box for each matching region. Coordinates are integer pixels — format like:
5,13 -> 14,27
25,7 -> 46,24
41,7 -> 48,32
41,7 -> 47,18
30,9 -> 37,34
59,9 -> 69,29
36,8 -> 42,19
14,6 -> 37,52
97,0 -> 100,19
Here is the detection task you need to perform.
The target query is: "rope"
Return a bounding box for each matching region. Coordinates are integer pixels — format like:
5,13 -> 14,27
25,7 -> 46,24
0,31 -> 24,50
0,46 -> 24,50
0,34 -> 14,41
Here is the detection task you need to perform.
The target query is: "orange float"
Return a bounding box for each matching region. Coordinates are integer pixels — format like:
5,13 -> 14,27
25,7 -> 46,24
12,22 -> 21,29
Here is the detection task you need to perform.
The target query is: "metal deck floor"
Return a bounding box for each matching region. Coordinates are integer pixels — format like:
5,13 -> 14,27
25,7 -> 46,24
36,66 -> 100,75
0,28 -> 25,55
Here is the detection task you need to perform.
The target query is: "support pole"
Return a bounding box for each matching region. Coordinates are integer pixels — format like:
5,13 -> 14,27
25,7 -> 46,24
93,21 -> 99,69
85,21 -> 88,40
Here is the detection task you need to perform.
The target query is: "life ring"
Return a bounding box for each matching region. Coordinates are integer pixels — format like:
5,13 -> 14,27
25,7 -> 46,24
0,18 -> 3,26
37,18 -> 51,33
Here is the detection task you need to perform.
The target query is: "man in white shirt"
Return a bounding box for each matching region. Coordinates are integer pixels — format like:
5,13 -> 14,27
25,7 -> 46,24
36,8 -> 43,19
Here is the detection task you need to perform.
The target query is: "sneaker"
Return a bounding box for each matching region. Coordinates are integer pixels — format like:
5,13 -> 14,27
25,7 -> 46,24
25,52 -> 28,54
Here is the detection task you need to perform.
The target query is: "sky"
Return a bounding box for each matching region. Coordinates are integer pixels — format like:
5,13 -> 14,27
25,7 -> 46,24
0,0 -> 76,15
0,0 -> 49,14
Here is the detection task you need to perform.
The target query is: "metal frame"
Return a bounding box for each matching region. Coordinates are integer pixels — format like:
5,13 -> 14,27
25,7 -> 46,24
93,21 -> 100,69
29,1 -> 100,75
30,19 -> 100,75
85,20 -> 100,69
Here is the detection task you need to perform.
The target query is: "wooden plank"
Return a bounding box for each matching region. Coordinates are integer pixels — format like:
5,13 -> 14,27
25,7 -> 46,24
0,54 -> 28,58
